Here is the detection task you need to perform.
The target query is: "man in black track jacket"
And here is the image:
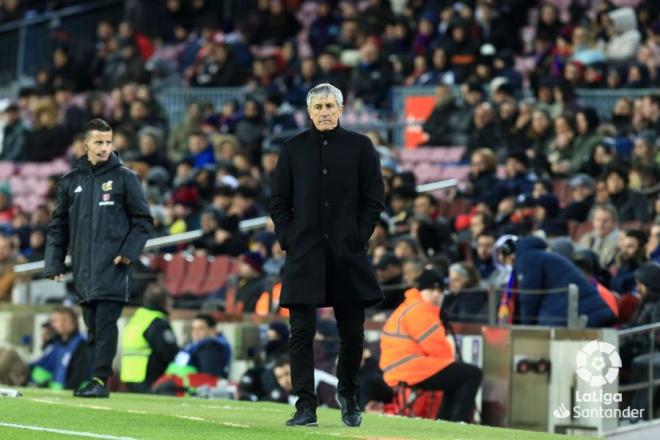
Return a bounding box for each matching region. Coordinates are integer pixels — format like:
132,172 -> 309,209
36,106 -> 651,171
45,118 -> 153,398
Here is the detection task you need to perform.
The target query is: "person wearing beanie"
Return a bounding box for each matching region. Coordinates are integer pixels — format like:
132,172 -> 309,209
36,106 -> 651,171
380,268 -> 482,422
604,165 -> 651,223
232,251 -> 267,313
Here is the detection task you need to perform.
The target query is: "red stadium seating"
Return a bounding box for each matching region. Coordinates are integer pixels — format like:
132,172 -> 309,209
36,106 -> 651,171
179,254 -> 210,296
162,253 -> 188,297
199,255 -> 237,295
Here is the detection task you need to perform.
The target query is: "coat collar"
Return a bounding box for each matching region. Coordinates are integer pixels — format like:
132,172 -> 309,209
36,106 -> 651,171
310,120 -> 342,140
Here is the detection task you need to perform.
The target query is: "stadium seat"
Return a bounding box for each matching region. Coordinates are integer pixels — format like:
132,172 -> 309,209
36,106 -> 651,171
199,255 -> 236,295
179,254 -> 209,296
162,253 -> 188,297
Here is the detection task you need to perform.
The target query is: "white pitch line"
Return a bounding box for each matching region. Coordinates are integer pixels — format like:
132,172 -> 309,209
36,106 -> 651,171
0,422 -> 139,440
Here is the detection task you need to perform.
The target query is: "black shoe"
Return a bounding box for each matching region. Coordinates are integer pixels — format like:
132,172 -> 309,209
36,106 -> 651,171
73,379 -> 109,398
336,393 -> 362,427
285,408 -> 318,426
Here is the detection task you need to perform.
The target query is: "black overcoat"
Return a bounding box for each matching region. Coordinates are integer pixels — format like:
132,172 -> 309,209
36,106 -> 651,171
269,123 -> 385,307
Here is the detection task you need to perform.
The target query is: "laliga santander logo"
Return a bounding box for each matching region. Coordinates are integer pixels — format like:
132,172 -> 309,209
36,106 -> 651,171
576,340 -> 622,386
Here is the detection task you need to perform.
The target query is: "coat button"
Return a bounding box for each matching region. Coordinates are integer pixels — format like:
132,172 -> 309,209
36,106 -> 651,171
324,201 -> 330,207
322,169 -> 328,175
322,140 -> 328,146
324,233 -> 329,238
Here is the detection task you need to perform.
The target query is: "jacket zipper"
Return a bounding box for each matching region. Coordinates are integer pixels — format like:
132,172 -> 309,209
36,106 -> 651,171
88,173 -> 95,297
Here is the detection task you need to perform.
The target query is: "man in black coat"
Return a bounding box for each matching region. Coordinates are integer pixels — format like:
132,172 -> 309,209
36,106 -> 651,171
269,83 -> 385,427
44,118 -> 153,398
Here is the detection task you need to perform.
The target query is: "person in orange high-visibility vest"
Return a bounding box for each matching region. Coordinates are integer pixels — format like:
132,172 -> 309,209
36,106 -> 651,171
380,268 -> 482,422
255,282 -> 289,317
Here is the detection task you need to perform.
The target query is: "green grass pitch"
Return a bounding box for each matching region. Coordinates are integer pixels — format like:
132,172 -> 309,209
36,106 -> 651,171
0,389 -> 578,439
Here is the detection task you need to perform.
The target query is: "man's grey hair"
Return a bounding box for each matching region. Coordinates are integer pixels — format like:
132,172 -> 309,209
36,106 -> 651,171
306,83 -> 344,108
590,203 -> 619,223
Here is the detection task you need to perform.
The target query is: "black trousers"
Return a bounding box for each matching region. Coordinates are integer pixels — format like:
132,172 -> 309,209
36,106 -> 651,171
289,301 -> 365,411
81,300 -> 124,382
415,362 -> 482,422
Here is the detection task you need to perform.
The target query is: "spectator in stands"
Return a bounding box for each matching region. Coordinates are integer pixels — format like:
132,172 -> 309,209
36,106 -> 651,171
611,229 -> 648,294
234,98 -> 265,161
192,206 -> 222,254
512,236 -> 616,327
603,8 -> 641,62
184,130 -> 215,169
572,108 -> 602,173
646,221 -> 660,263
48,46 -> 79,91
121,284 -> 179,393
137,126 -> 172,172
443,262 -> 489,324
473,231 -> 496,282
0,103 -> 26,161
167,102 -> 203,162
372,253 -> 405,315
561,174 -> 596,223
54,83 -> 86,139
548,114 -> 577,177
23,104 -> 69,162
422,84 -> 460,146
263,93 -> 297,137
254,0 -> 301,45
30,307 -> 90,390
234,251 -> 267,313
496,150 -> 536,203
189,41 -> 246,87
352,38 -> 393,109
603,165 -> 651,223
466,148 -> 499,207
26,226 -> 47,262
167,314 -> 231,379
0,0 -> 22,23
380,268 -> 482,422
578,204 -> 621,268
239,355 -> 293,404
0,233 -> 21,302
465,102 -> 500,160
308,0 -> 339,57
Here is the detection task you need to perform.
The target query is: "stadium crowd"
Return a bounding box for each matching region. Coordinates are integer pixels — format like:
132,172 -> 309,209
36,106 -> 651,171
0,0 -> 660,420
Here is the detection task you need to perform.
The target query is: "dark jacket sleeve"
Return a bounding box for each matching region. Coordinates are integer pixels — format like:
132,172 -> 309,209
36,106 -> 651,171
515,253 -> 544,325
357,139 -> 385,245
144,318 -> 180,365
268,143 -> 294,250
44,177 -> 70,277
119,170 -> 153,261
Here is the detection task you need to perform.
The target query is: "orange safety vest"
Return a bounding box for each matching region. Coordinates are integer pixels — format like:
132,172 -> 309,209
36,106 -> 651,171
379,288 -> 455,387
255,283 -> 289,317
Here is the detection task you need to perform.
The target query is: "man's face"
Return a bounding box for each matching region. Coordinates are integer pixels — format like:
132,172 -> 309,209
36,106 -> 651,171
619,235 -> 640,260
85,130 -> 113,165
50,312 -> 75,338
413,196 -> 433,218
449,270 -> 467,291
191,319 -> 214,342
274,363 -> 292,391
308,95 -> 343,131
571,185 -> 592,202
402,263 -> 421,287
476,235 -> 495,260
188,135 -> 207,154
593,209 -> 616,237
420,287 -> 442,305
606,173 -> 626,195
